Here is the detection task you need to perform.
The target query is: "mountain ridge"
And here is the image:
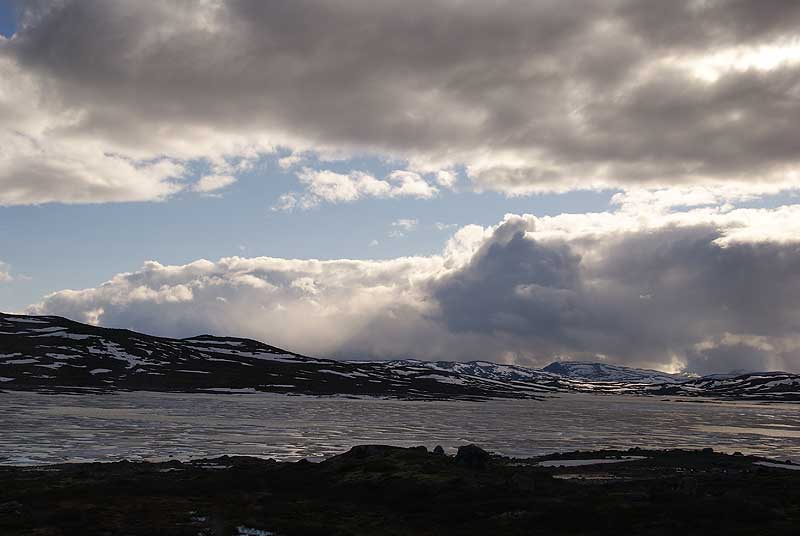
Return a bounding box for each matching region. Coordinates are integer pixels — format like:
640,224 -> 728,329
1,312 -> 798,401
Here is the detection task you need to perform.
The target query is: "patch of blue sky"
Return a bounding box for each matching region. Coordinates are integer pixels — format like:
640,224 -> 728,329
729,190 -> 800,210
0,2 -> 16,38
0,153 -> 615,312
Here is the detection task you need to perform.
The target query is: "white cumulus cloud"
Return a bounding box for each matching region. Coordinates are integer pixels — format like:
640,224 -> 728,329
29,203 -> 800,373
191,174 -> 237,194
0,261 -> 12,282
273,169 -> 438,210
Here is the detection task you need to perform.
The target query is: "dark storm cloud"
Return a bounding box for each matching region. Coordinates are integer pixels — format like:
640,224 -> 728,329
430,221 -> 800,371
433,227 -> 583,337
3,0 -> 800,203
619,0 -> 800,48
684,343 -> 775,376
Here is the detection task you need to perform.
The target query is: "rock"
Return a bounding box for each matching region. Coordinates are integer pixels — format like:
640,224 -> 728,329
433,445 -> 445,456
344,445 -> 406,458
455,444 -> 490,468
701,448 -> 714,454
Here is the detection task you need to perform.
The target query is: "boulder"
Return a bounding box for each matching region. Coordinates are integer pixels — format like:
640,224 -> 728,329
455,444 -> 490,468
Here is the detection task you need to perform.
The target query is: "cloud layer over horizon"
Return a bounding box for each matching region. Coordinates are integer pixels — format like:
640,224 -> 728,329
29,206 -> 800,374
5,1 -> 800,375
3,0 -> 800,204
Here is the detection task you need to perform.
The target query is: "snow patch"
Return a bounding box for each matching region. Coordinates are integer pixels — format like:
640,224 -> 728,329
52,332 -> 96,340
417,374 -> 468,385
318,369 -> 358,378
2,317 -> 48,324
26,326 -> 66,333
87,341 -> 146,368
37,363 -> 67,369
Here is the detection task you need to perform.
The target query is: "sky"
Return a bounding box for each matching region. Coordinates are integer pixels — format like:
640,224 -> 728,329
2,1 -> 800,374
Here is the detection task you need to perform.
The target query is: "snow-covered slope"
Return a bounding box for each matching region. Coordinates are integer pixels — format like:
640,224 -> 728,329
0,313 -> 544,399
542,361 -> 695,384
372,358 -> 800,400
385,359 -> 562,389
646,372 -> 800,401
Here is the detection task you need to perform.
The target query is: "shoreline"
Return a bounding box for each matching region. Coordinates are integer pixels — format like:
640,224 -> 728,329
4,383 -> 800,404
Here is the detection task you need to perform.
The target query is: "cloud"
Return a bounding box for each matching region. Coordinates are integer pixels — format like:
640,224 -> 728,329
30,203 -> 800,372
0,261 -> 12,282
392,219 -> 419,231
0,50 -> 188,205
434,170 -> 458,189
273,169 -> 438,210
277,153 -> 307,170
4,1 -> 800,204
431,216 -> 800,372
191,174 -> 236,194
29,256 -> 445,359
389,218 -> 419,238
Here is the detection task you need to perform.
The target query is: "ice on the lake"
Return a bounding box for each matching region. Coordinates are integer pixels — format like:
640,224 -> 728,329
1,391 -> 799,467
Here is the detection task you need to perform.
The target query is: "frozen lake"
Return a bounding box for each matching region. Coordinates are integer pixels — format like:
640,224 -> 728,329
1,390 -> 799,465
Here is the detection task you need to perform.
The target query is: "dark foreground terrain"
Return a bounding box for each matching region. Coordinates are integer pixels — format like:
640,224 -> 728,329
2,446 -> 800,535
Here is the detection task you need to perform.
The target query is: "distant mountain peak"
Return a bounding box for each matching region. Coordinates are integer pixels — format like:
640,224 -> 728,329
542,361 -> 694,384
